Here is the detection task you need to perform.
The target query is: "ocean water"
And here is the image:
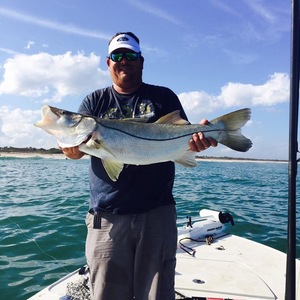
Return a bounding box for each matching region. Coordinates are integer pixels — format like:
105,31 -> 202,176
1,157 -> 299,300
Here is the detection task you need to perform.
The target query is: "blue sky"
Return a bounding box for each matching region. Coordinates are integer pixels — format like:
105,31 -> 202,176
0,0 -> 292,159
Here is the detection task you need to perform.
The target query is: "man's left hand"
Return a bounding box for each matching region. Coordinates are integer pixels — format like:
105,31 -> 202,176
189,119 -> 218,152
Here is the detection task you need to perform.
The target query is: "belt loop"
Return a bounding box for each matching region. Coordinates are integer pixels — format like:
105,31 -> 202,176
93,211 -> 102,229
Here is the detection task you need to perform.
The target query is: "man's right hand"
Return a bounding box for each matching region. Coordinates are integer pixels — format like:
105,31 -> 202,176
60,146 -> 85,159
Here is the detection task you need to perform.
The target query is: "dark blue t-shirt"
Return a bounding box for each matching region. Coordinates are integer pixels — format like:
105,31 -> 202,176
79,83 -> 188,214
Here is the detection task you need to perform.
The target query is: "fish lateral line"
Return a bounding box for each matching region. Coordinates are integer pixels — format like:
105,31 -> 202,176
96,122 -> 223,142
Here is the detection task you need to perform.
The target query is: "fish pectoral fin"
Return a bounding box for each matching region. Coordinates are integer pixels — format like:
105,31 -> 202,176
86,137 -> 104,150
175,150 -> 197,167
155,110 -> 190,125
102,159 -> 124,181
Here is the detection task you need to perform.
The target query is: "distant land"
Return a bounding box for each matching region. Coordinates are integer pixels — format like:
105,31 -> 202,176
0,146 -> 61,154
0,146 -> 287,163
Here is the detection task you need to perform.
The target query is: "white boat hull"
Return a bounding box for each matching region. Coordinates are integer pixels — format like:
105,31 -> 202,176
27,210 -> 300,300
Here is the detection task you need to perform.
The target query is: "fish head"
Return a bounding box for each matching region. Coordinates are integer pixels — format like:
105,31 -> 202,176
35,105 -> 82,129
35,105 -> 97,147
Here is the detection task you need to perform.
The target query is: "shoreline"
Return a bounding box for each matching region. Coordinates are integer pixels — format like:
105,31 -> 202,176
0,151 -> 287,163
0,151 -> 67,159
196,157 -> 287,164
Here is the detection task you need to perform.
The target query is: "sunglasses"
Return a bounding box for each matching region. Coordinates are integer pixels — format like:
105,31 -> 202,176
109,52 -> 140,62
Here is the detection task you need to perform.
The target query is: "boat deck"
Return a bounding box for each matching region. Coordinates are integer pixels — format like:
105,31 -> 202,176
176,233 -> 300,299
28,233 -> 300,300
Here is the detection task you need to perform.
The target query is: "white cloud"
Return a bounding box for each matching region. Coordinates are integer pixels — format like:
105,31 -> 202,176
179,72 -> 289,122
178,91 -> 220,118
0,7 -> 110,40
128,0 -> 183,26
0,71 -> 289,152
245,0 -> 276,23
0,47 -> 19,55
0,51 -> 111,102
0,106 -> 55,148
220,73 -> 289,106
222,49 -> 258,65
0,51 -> 111,148
211,0 -> 242,18
25,41 -> 35,50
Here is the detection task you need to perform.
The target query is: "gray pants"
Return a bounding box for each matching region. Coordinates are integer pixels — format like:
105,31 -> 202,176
85,204 -> 177,300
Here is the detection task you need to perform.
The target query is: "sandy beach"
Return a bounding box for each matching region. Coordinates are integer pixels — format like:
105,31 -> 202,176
0,151 -> 286,163
0,151 -> 67,159
195,157 -> 287,163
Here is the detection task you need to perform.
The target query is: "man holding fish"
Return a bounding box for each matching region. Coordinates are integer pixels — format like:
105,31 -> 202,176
61,32 -> 217,300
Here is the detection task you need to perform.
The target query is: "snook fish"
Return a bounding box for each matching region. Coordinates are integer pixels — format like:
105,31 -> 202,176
35,105 -> 252,181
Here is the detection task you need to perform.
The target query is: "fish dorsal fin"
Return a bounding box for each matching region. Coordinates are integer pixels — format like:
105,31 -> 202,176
155,110 -> 190,125
102,159 -> 124,181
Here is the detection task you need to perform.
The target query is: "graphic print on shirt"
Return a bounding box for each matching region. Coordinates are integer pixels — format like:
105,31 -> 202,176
101,99 -> 155,119
137,100 -> 155,118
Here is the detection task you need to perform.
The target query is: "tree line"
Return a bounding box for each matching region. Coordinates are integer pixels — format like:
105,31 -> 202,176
0,146 -> 61,154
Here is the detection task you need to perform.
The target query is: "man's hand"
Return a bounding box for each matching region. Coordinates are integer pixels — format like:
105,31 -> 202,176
189,119 -> 218,152
60,146 -> 85,160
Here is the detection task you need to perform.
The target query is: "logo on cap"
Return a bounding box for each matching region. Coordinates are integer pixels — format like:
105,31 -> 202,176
117,37 -> 129,42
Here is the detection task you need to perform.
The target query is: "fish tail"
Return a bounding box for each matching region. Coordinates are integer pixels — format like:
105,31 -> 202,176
211,108 -> 252,152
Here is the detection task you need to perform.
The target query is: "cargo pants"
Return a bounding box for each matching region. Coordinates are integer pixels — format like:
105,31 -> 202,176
85,204 -> 178,300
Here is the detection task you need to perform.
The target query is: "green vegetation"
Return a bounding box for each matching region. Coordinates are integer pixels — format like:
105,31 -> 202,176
0,146 -> 61,154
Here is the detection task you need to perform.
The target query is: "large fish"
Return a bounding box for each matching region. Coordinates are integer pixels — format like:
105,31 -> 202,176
35,105 -> 252,181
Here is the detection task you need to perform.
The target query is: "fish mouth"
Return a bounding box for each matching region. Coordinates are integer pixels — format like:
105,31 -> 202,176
48,106 -> 83,127
34,105 -> 59,128
49,106 -> 63,117
35,105 -> 82,129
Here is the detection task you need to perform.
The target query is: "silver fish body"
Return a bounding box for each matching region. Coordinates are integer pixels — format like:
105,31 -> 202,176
35,105 -> 252,181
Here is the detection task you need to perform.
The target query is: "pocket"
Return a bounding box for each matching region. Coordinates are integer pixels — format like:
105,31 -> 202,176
85,212 -> 94,229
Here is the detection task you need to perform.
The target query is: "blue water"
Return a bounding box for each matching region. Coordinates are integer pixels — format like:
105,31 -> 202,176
0,157 -> 299,299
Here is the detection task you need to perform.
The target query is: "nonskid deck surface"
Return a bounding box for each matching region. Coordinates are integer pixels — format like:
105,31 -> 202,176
27,233 -> 300,300
175,234 -> 290,299
27,209 -> 300,300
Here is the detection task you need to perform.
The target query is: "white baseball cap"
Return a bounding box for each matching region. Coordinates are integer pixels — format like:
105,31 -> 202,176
108,33 -> 141,54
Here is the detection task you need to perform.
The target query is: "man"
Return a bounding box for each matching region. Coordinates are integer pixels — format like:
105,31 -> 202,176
61,32 -> 216,300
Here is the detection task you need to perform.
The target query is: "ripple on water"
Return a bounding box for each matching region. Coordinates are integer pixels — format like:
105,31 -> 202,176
1,158 -> 299,299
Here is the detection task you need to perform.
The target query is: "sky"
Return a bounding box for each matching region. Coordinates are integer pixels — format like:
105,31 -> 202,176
0,0 -> 293,160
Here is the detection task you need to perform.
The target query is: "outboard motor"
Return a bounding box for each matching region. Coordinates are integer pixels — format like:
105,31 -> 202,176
199,209 -> 234,225
178,209 -> 235,240
219,211 -> 235,226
